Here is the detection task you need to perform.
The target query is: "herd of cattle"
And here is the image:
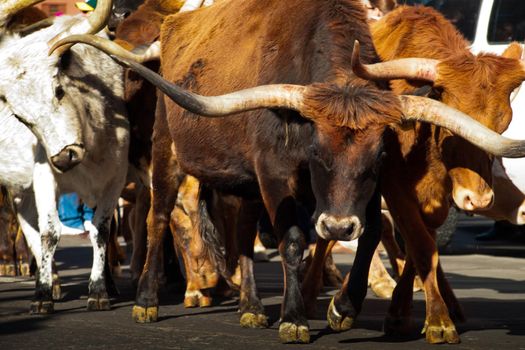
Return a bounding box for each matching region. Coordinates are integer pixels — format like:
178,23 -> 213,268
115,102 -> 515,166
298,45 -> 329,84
1,0 -> 525,345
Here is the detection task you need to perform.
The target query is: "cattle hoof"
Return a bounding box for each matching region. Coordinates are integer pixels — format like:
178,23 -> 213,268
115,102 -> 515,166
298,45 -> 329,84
383,315 -> 412,336
240,312 -> 268,328
327,297 -> 353,332
184,295 -> 199,308
132,305 -> 158,323
19,263 -> 31,277
52,283 -> 62,301
87,294 -> 111,311
198,295 -> 212,308
0,263 -> 16,277
278,322 -> 310,344
369,278 -> 395,299
29,300 -> 54,314
423,322 -> 461,344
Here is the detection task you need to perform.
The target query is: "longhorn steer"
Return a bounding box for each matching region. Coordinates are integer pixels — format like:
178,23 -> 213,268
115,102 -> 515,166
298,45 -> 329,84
55,0 -> 525,343
0,0 -> 128,313
313,5 -> 525,344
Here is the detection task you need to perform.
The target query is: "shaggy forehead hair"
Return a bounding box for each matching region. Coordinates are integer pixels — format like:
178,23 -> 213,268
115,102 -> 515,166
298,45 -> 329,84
302,82 -> 402,130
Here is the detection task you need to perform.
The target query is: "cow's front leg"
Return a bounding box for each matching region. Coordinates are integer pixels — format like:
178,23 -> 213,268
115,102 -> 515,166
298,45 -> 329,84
85,211 -> 112,311
27,161 -> 61,314
327,187 -> 381,332
384,191 -> 460,344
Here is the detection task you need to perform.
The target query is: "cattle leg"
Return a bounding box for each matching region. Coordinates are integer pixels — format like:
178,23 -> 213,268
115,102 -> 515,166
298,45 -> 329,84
327,187 -> 382,332
368,248 -> 397,299
27,161 -> 61,314
262,194 -> 307,343
84,180 -> 125,311
0,211 -> 15,276
170,176 -> 218,309
237,199 -> 268,328
133,97 -> 184,322
301,238 -> 336,318
15,227 -> 31,276
436,257 -> 464,322
130,182 -> 149,287
385,203 -> 460,344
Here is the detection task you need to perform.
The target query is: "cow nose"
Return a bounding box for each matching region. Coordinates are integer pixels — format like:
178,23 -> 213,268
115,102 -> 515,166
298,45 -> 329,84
322,219 -> 354,238
50,144 -> 85,172
316,214 -> 362,241
459,189 -> 494,211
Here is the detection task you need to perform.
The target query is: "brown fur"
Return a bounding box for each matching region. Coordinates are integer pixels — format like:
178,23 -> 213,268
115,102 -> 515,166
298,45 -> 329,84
135,0 -> 397,339
370,5 -> 525,343
115,0 -> 184,47
7,6 -> 47,31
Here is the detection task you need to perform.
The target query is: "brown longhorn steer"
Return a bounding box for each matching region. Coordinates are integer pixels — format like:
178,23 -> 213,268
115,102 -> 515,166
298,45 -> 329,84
310,5 -> 525,344
54,0 -> 525,343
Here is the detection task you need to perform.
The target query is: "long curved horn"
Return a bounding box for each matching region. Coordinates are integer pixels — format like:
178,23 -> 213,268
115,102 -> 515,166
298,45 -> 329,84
49,34 -> 160,62
48,0 -> 113,56
352,40 -> 439,82
0,0 -> 43,27
399,95 -> 525,158
110,54 -> 306,116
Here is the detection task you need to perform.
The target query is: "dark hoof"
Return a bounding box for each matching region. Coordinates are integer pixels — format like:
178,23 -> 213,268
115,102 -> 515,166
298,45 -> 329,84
383,314 -> 412,336
132,305 -> 158,323
279,322 -> 310,343
327,297 -> 353,332
240,312 -> 268,328
87,293 -> 111,311
30,300 -> 54,314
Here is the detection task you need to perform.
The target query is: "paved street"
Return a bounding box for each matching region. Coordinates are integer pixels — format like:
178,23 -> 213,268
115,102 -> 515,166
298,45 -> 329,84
1,217 -> 524,350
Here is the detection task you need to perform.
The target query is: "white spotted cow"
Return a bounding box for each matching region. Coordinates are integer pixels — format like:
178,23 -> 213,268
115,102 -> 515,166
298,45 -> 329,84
0,0 -> 128,313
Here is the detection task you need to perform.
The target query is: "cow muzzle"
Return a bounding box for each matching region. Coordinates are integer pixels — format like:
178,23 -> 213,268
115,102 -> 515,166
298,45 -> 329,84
453,187 -> 494,211
315,213 -> 364,241
50,144 -> 85,172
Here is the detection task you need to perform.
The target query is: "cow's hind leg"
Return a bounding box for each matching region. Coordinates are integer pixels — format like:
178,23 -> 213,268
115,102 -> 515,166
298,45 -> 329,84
133,100 -> 184,322
15,227 -> 31,276
236,199 -> 268,328
327,187 -> 381,332
85,209 -> 113,311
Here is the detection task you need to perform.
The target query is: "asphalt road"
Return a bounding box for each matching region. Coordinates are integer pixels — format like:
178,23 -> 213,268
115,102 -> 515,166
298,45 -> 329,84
1,217 -> 524,350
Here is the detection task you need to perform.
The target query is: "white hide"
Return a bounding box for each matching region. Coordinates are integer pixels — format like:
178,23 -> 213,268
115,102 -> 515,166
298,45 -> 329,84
0,16 -> 123,165
0,16 -> 129,302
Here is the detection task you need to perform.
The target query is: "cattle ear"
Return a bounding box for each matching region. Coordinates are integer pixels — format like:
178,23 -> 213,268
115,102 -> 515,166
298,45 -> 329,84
502,42 -> 523,60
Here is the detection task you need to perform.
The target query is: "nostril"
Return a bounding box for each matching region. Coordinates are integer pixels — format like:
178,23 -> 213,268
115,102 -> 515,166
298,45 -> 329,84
345,223 -> 355,236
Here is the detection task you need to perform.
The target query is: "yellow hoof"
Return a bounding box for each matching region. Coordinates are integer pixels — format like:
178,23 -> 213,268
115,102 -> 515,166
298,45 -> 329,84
132,305 -> 158,323
423,322 -> 461,344
279,322 -> 310,344
19,263 -> 31,277
327,297 -> 353,332
199,295 -> 212,308
370,279 -> 395,299
184,296 -> 199,308
240,312 -> 268,328
87,295 -> 111,311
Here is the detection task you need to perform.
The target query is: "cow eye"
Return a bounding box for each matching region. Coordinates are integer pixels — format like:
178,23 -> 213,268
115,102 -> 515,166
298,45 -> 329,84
55,86 -> 65,100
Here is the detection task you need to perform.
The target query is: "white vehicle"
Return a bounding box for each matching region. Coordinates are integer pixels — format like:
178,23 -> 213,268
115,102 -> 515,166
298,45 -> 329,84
403,0 -> 525,191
